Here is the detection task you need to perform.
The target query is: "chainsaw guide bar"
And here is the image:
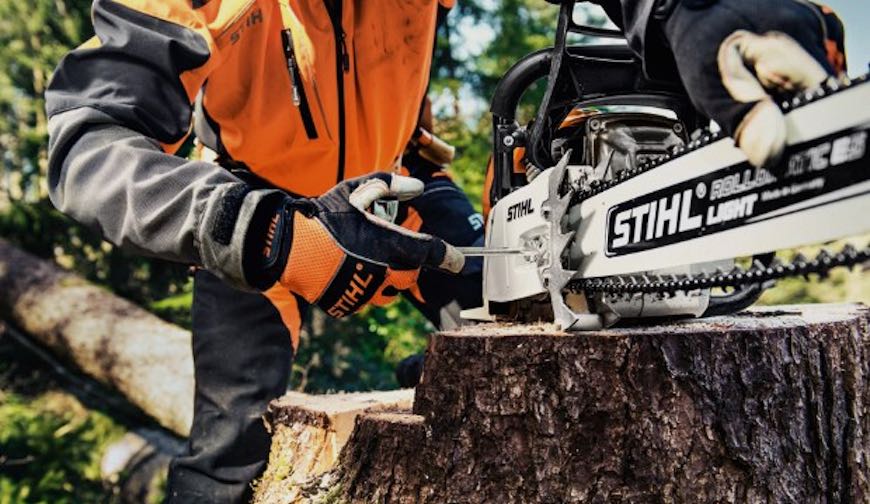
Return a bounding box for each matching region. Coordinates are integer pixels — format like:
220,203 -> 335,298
569,74 -> 870,297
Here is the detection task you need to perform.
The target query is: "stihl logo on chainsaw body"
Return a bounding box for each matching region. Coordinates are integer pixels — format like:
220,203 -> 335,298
507,199 -> 534,221
605,128 -> 869,256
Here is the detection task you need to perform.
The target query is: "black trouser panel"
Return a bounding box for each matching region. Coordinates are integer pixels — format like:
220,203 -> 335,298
166,270 -> 294,504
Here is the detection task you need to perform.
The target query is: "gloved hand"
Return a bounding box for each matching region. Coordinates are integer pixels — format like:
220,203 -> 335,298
246,173 -> 465,317
395,353 -> 425,388
713,30 -> 828,168
659,0 -> 845,168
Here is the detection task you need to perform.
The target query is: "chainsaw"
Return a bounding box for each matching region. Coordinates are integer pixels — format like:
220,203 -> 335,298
462,0 -> 870,330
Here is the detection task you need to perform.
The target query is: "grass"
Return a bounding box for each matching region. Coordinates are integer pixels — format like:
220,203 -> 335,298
758,237 -> 870,306
0,333 -> 127,504
0,391 -> 125,504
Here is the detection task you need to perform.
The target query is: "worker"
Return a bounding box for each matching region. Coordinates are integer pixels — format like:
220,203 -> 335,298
45,1 -> 482,502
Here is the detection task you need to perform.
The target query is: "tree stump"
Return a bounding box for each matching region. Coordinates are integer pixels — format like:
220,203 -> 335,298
253,390 -> 414,503
261,304 -> 870,503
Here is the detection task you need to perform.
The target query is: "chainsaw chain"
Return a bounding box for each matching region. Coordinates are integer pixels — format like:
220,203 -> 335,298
571,243 -> 870,295
566,74 -> 870,296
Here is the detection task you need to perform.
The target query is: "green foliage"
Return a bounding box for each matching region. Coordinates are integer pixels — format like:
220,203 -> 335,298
758,239 -> 870,306
470,0 -> 557,101
149,288 -> 194,330
0,391 -> 124,504
292,300 -> 433,392
0,0 -> 93,201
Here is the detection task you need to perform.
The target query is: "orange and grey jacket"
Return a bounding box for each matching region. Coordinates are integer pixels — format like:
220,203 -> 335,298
45,0 -> 453,290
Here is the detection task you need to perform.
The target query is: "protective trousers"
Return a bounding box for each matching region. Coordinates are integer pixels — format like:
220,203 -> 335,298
165,173 -> 483,503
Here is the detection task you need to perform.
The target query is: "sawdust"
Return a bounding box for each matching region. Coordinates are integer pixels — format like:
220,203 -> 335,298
443,322 -> 567,337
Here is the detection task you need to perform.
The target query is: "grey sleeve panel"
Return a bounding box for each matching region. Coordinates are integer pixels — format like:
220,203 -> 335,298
43,0 -> 278,290
48,107 -> 280,291
46,0 -> 211,145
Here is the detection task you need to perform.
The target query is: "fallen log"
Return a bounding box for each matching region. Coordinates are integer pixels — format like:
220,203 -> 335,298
0,238 -> 194,436
259,303 -> 870,503
1,317 -> 185,503
101,428 -> 185,503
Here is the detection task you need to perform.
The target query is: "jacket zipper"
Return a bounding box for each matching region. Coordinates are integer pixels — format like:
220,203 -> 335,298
281,28 -> 319,140
325,0 -> 349,182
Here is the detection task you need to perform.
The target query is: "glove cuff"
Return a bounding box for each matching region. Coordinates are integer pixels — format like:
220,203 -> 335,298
242,194 -> 295,291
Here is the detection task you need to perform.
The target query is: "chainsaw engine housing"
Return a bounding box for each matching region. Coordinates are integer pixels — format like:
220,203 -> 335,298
468,0 -> 870,329
468,0 -> 746,327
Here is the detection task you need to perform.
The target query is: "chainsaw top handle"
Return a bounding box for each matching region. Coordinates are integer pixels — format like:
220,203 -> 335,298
488,0 -> 698,208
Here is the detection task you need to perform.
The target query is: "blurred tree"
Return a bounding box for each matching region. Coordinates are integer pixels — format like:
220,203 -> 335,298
0,0 -> 191,305
0,0 -> 92,201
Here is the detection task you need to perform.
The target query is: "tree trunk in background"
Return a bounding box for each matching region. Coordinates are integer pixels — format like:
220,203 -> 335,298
261,304 -> 869,503
0,238 -> 193,436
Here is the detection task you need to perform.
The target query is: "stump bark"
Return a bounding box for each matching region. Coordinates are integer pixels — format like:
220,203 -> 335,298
261,304 -> 870,503
0,238 -> 194,435
253,390 -> 414,503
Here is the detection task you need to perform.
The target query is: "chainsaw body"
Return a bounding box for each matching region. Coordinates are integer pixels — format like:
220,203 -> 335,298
465,0 -> 870,329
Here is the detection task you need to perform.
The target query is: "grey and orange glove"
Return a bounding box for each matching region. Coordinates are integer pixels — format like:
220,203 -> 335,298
245,173 -> 465,317
658,0 -> 846,168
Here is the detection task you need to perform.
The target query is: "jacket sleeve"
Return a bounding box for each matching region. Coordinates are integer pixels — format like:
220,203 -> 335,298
590,0 -> 681,79
45,0 -> 282,291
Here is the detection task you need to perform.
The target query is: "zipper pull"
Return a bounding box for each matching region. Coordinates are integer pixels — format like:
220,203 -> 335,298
281,29 -> 302,106
339,30 -> 350,72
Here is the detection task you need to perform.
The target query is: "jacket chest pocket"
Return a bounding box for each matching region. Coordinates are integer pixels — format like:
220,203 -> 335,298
281,28 -> 327,141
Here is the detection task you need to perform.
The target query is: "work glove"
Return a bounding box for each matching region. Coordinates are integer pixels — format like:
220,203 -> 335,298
396,353 -> 425,388
246,173 -> 465,317
660,0 -> 845,169
714,30 -> 829,168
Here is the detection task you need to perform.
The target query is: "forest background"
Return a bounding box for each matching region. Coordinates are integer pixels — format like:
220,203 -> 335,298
0,0 -> 866,501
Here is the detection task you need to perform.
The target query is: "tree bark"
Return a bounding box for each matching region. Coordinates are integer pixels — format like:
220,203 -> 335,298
0,238 -> 194,436
265,304 -> 869,503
